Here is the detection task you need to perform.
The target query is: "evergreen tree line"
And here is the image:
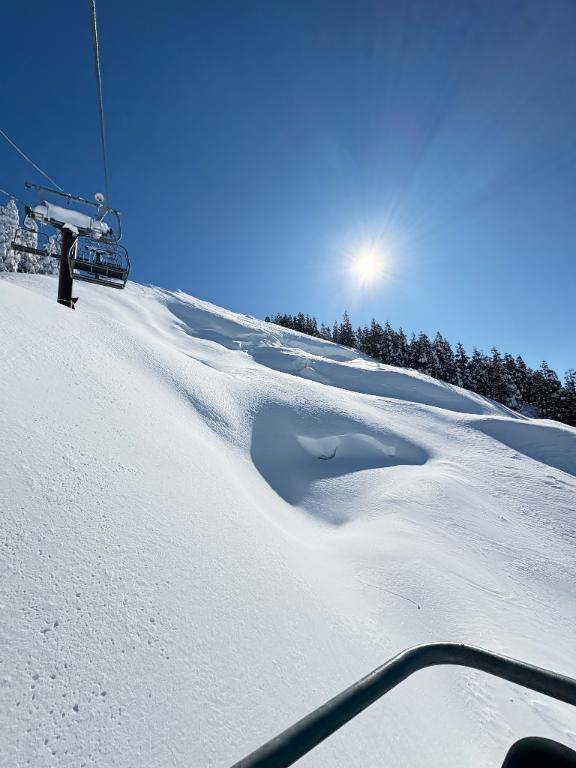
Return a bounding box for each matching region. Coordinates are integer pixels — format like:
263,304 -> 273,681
265,311 -> 576,427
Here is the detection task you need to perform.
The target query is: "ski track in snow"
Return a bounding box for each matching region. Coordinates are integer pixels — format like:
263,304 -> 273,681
1,274 -> 575,768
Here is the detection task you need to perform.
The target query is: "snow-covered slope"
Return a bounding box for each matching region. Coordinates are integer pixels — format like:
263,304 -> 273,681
1,274 -> 575,768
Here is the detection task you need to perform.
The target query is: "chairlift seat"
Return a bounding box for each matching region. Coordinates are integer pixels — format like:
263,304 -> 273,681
69,235 -> 130,289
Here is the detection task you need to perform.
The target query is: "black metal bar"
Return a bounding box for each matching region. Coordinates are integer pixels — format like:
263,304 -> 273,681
72,258 -> 126,280
229,643 -> 576,768
11,243 -> 51,257
73,274 -> 125,289
57,228 -> 75,308
25,181 -> 100,208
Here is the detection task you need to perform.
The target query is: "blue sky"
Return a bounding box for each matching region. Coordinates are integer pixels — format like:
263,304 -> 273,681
1,0 -> 575,375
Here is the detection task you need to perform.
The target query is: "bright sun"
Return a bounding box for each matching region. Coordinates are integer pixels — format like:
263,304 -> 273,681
350,246 -> 385,285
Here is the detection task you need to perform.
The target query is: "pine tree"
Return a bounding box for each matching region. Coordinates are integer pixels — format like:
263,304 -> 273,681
500,353 -> 522,410
433,332 -> 456,384
396,328 -> 409,368
410,333 -> 434,375
379,322 -> 396,364
331,320 -> 339,343
355,326 -> 366,352
514,356 -> 532,410
305,315 -> 319,337
407,333 -> 418,369
337,311 -> 356,348
319,323 -> 332,341
360,319 -> 384,360
487,348 -> 509,404
293,312 -> 306,334
532,361 -> 562,419
468,348 -> 490,396
559,370 -> 576,426
454,342 -> 470,389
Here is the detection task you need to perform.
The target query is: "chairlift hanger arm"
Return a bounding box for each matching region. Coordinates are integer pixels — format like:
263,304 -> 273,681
101,206 -> 122,241
25,181 -> 100,209
229,642 -> 576,768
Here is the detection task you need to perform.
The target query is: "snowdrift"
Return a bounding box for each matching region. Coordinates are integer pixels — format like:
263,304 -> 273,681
1,274 -> 575,768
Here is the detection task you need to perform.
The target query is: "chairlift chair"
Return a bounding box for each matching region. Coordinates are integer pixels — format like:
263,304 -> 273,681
14,182 -> 131,300
69,236 -> 130,289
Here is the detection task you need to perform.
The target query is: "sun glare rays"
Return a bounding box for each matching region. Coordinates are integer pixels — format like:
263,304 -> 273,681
348,240 -> 389,288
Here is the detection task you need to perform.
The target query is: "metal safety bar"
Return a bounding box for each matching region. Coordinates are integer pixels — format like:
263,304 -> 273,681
229,643 -> 576,768
25,181 -> 101,209
11,243 -> 54,258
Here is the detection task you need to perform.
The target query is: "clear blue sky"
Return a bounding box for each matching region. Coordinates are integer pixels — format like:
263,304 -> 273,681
1,0 -> 575,375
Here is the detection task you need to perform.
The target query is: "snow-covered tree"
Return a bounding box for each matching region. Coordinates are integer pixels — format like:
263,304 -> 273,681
468,348 -> 490,396
532,361 -> 562,420
487,348 -> 508,404
409,332 -> 434,376
559,370 -> 576,426
13,215 -> 39,273
0,199 -> 20,272
514,356 -> 532,409
396,328 -> 409,368
39,231 -> 60,275
379,322 -> 396,364
266,310 -> 574,426
358,319 -> 384,360
501,353 -> 523,410
0,199 -> 58,275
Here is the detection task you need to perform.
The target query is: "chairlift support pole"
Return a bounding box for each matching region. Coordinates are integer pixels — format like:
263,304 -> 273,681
57,228 -> 76,309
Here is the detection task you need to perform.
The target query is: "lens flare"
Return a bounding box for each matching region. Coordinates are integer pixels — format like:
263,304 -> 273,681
350,244 -> 385,286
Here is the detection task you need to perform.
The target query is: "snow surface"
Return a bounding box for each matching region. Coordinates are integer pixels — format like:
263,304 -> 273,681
1,274 -> 575,768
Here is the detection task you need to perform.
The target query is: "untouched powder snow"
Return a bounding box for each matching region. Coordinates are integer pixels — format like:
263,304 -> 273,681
1,274 -> 575,768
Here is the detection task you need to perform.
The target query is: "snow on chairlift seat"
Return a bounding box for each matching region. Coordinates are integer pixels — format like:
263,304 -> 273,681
32,201 -> 111,239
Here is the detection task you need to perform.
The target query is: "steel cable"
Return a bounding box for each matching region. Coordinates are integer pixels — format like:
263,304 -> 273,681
0,128 -> 64,191
88,0 -> 110,202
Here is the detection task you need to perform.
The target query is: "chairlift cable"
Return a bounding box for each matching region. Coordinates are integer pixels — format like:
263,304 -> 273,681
0,186 -> 21,202
0,127 -> 64,192
88,0 -> 110,203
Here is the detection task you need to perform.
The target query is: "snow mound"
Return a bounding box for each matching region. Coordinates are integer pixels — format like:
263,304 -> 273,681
1,274 -> 575,768
251,403 -> 429,524
472,417 -> 576,476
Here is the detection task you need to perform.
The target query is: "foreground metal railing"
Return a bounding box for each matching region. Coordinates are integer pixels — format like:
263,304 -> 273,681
229,643 -> 576,768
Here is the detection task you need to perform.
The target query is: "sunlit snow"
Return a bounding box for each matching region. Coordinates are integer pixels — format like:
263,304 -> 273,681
1,274 -> 574,768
